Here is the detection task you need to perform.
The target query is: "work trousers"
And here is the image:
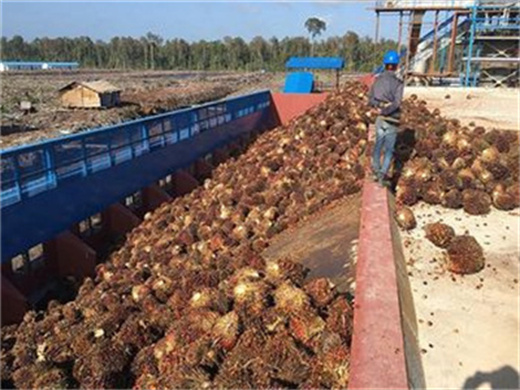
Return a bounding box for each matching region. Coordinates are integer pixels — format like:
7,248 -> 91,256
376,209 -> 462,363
372,116 -> 398,178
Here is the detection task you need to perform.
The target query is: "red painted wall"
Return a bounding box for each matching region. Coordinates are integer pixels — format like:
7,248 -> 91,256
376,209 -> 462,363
271,92 -> 328,126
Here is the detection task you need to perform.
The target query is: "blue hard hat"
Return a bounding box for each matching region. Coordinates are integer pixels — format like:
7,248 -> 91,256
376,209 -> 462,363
383,50 -> 400,65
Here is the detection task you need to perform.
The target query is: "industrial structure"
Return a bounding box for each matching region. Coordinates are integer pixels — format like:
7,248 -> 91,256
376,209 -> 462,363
374,0 -> 520,86
0,89 -> 325,323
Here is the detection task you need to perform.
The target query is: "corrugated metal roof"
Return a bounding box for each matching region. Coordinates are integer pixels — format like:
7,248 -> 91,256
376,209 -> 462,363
286,57 -> 345,70
59,80 -> 121,94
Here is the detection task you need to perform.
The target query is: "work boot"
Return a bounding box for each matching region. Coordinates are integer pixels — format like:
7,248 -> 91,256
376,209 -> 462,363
378,176 -> 391,188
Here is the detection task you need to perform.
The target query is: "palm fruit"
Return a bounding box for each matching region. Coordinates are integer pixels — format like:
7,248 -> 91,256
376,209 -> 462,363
325,296 -> 354,344
211,311 -> 240,351
289,310 -> 326,350
304,278 -> 336,309
395,207 -> 417,230
491,184 -> 516,210
462,189 -> 492,215
273,281 -> 310,314
442,189 -> 463,209
425,222 -> 455,248
446,235 -> 485,274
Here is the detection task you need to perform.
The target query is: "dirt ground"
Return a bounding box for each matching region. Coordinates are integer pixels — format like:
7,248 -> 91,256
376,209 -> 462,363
0,70 -> 277,149
404,87 -> 520,131
263,193 -> 361,295
398,203 -> 520,389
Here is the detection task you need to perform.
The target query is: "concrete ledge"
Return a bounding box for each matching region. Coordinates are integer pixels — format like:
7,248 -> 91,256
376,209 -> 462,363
349,180 -> 409,389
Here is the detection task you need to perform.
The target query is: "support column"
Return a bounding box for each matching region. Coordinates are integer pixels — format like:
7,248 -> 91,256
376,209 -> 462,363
194,157 -> 214,181
44,231 -> 97,280
172,170 -> 199,196
142,183 -> 172,211
398,11 -> 403,52
1,275 -> 29,325
212,146 -> 230,166
102,203 -> 141,237
447,13 -> 460,74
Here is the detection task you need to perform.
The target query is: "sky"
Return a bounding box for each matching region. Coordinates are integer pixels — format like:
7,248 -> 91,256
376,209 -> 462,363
1,0 -> 399,42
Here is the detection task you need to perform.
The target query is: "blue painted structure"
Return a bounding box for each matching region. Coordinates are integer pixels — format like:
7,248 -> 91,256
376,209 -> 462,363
284,57 -> 345,93
284,72 -> 314,93
0,61 -> 79,71
0,90 -> 277,261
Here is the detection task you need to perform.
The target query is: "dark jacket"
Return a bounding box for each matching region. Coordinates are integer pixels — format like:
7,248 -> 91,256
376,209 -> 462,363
368,71 -> 404,121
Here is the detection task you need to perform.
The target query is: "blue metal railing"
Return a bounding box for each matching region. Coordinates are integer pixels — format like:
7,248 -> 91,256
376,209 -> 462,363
0,90 -> 271,209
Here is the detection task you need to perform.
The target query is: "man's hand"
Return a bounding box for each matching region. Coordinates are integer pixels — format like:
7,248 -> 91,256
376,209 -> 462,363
376,101 -> 390,115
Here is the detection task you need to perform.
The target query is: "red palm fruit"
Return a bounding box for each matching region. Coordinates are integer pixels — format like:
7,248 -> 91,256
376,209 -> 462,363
484,161 -> 510,180
264,329 -> 312,385
153,331 -> 179,361
265,258 -> 308,286
458,168 -> 477,189
507,185 -> 520,208
439,170 -> 460,190
318,343 -> 350,389
304,278 -> 336,309
395,207 -> 416,230
212,311 -> 240,351
289,311 -> 326,350
463,189 -> 492,215
131,345 -> 158,379
422,181 -> 444,205
442,189 -> 463,209
262,308 -> 288,334
446,235 -> 485,274
133,373 -> 161,390
396,183 -> 419,206
425,222 -> 455,248
326,296 -> 354,344
273,281 -> 310,314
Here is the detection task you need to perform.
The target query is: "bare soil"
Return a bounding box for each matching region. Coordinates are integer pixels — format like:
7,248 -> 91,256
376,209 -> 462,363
0,70 -> 277,148
404,86 -> 520,131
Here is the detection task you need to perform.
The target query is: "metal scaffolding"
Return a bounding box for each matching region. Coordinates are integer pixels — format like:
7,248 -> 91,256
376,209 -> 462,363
374,0 -> 520,87
463,3 -> 520,87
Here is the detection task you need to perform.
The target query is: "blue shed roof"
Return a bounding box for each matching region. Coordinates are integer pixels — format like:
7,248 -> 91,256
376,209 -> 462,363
0,61 -> 79,66
286,57 -> 345,70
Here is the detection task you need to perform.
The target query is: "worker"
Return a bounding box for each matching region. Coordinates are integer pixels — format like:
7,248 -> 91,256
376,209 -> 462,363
369,49 -> 404,186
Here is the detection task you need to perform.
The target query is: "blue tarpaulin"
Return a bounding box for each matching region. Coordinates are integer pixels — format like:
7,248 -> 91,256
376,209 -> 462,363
285,57 -> 345,70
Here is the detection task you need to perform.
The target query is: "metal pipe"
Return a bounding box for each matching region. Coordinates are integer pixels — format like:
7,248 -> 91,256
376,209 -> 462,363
465,5 -> 477,87
398,11 -> 403,52
447,12 -> 459,74
375,11 -> 380,45
404,11 -> 413,79
429,10 -> 440,74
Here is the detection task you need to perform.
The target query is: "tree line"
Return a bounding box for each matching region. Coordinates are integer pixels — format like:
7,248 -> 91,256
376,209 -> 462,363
0,32 -> 397,72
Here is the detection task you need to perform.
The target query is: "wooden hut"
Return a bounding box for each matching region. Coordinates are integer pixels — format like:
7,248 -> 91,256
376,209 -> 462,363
59,80 -> 121,108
